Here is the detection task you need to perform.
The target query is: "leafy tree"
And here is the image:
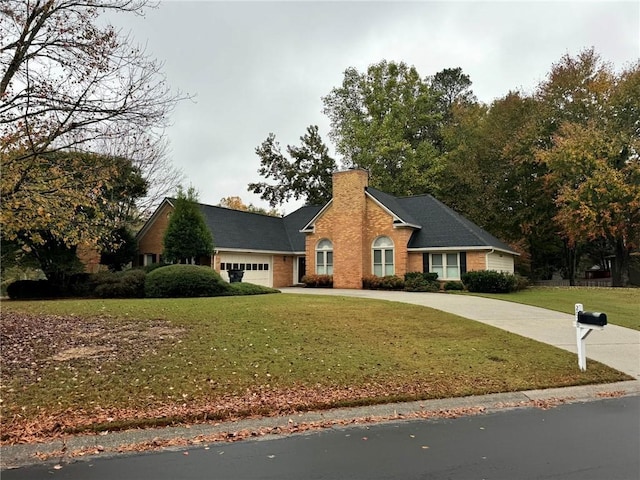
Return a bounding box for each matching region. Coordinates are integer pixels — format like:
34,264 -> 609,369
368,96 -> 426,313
248,125 -> 336,207
163,187 -> 214,264
429,67 -> 477,122
99,226 -> 138,272
534,50 -> 639,286
218,196 -> 281,217
538,121 -> 640,286
1,0 -> 184,250
322,60 -> 443,196
437,92 -> 561,279
1,151 -> 148,285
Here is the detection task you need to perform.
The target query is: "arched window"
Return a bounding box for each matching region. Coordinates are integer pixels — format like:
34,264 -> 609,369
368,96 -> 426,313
316,239 -> 333,275
372,236 -> 394,276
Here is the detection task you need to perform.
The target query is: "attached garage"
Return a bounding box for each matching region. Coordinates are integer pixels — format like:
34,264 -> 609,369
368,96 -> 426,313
218,253 -> 272,287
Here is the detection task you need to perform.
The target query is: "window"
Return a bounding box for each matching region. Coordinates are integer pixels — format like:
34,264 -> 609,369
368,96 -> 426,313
431,253 -> 460,280
316,239 -> 333,275
372,236 -> 394,276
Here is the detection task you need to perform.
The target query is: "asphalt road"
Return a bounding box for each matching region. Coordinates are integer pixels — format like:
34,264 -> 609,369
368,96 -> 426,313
5,396 -> 639,480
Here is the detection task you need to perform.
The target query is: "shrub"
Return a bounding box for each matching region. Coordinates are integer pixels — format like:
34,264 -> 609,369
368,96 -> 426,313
301,274 -> 333,288
7,280 -> 58,299
145,265 -> 228,298
225,282 -> 280,296
514,274 -> 530,291
461,270 -> 518,293
142,263 -> 171,274
93,270 -> 146,298
444,281 -> 464,291
404,272 -> 440,292
363,275 -> 405,290
67,273 -> 94,297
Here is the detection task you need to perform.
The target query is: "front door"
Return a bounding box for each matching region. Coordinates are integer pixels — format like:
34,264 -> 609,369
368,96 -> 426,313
298,257 -> 306,283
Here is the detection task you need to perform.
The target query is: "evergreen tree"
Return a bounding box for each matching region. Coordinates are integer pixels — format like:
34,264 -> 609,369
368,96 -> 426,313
163,187 -> 214,264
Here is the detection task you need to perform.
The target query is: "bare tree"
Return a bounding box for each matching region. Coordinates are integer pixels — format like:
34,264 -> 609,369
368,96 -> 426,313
1,0 -> 186,245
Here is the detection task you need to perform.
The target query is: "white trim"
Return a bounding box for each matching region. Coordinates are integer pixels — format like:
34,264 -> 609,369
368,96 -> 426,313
136,198 -> 175,240
216,247 -> 295,255
372,235 -> 395,276
300,199 -> 333,232
429,252 -> 461,281
408,246 -> 519,256
315,238 -> 333,275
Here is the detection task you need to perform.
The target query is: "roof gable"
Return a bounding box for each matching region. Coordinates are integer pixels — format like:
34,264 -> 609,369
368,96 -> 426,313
365,187 -> 421,228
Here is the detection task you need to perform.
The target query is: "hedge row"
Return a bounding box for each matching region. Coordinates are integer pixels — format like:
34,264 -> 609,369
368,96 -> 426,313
461,270 -> 525,293
300,274 -> 333,288
7,265 -> 278,299
344,270 -> 523,293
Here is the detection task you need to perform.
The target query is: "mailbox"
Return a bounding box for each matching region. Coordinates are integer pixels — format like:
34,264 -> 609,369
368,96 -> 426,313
577,311 -> 607,327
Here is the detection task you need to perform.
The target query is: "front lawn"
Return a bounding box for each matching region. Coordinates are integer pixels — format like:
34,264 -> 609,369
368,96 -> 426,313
1,294 -> 630,443
469,287 -> 640,331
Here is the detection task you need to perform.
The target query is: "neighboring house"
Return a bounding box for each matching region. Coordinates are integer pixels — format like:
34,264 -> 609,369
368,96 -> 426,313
136,169 -> 518,289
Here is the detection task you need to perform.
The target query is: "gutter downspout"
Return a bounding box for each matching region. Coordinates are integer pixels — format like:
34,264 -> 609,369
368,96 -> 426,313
485,249 -> 495,270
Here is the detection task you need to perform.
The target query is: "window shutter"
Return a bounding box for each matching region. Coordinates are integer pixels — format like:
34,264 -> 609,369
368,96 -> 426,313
423,253 -> 429,272
460,252 -> 467,274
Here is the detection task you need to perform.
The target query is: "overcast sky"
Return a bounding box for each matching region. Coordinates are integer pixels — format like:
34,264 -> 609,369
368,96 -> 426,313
109,1 -> 639,213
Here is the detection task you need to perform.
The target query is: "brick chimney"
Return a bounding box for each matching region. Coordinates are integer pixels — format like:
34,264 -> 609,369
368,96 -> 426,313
331,169 -> 368,288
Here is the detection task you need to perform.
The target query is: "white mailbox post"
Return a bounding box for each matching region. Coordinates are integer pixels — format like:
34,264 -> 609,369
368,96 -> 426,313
574,303 -> 608,371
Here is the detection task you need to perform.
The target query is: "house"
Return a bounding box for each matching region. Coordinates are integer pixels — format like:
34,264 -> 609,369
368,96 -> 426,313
135,169 -> 518,288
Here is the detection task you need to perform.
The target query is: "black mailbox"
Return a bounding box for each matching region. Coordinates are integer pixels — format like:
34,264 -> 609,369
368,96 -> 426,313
577,311 -> 607,327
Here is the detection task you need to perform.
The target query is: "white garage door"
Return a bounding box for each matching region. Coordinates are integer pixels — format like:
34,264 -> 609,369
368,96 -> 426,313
219,254 -> 272,287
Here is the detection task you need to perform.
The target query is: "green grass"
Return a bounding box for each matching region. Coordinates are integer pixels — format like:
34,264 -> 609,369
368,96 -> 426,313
1,294 -> 630,441
468,287 -> 640,331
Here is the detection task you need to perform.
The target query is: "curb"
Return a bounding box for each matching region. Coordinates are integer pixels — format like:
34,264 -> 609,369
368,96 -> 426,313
3,380 -> 639,470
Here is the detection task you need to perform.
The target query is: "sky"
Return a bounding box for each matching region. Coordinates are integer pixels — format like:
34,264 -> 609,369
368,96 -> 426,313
108,0 -> 640,213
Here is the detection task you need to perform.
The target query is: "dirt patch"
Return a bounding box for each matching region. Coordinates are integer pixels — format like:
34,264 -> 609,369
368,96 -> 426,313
51,346 -> 115,361
0,312 -> 183,379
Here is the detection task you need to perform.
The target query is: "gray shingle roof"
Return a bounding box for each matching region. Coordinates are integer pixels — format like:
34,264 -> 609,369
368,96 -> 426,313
396,194 -> 516,252
148,189 -> 515,255
197,203 -> 321,253
283,205 -> 323,252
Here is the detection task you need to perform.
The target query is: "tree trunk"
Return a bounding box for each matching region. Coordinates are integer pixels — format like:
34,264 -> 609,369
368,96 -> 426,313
612,238 -> 630,287
564,242 -> 577,286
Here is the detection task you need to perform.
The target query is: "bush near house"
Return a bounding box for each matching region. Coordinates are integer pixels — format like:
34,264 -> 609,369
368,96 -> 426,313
301,274 -> 333,288
93,270 -> 146,298
404,272 -> 440,292
6,280 -> 58,299
363,274 -> 405,290
461,270 -> 518,293
145,264 -> 228,298
444,281 -> 464,291
225,282 -> 280,296
6,266 -> 278,300
6,274 -> 93,299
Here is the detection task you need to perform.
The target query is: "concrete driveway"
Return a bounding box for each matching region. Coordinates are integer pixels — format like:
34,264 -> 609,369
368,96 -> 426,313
280,288 -> 640,379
